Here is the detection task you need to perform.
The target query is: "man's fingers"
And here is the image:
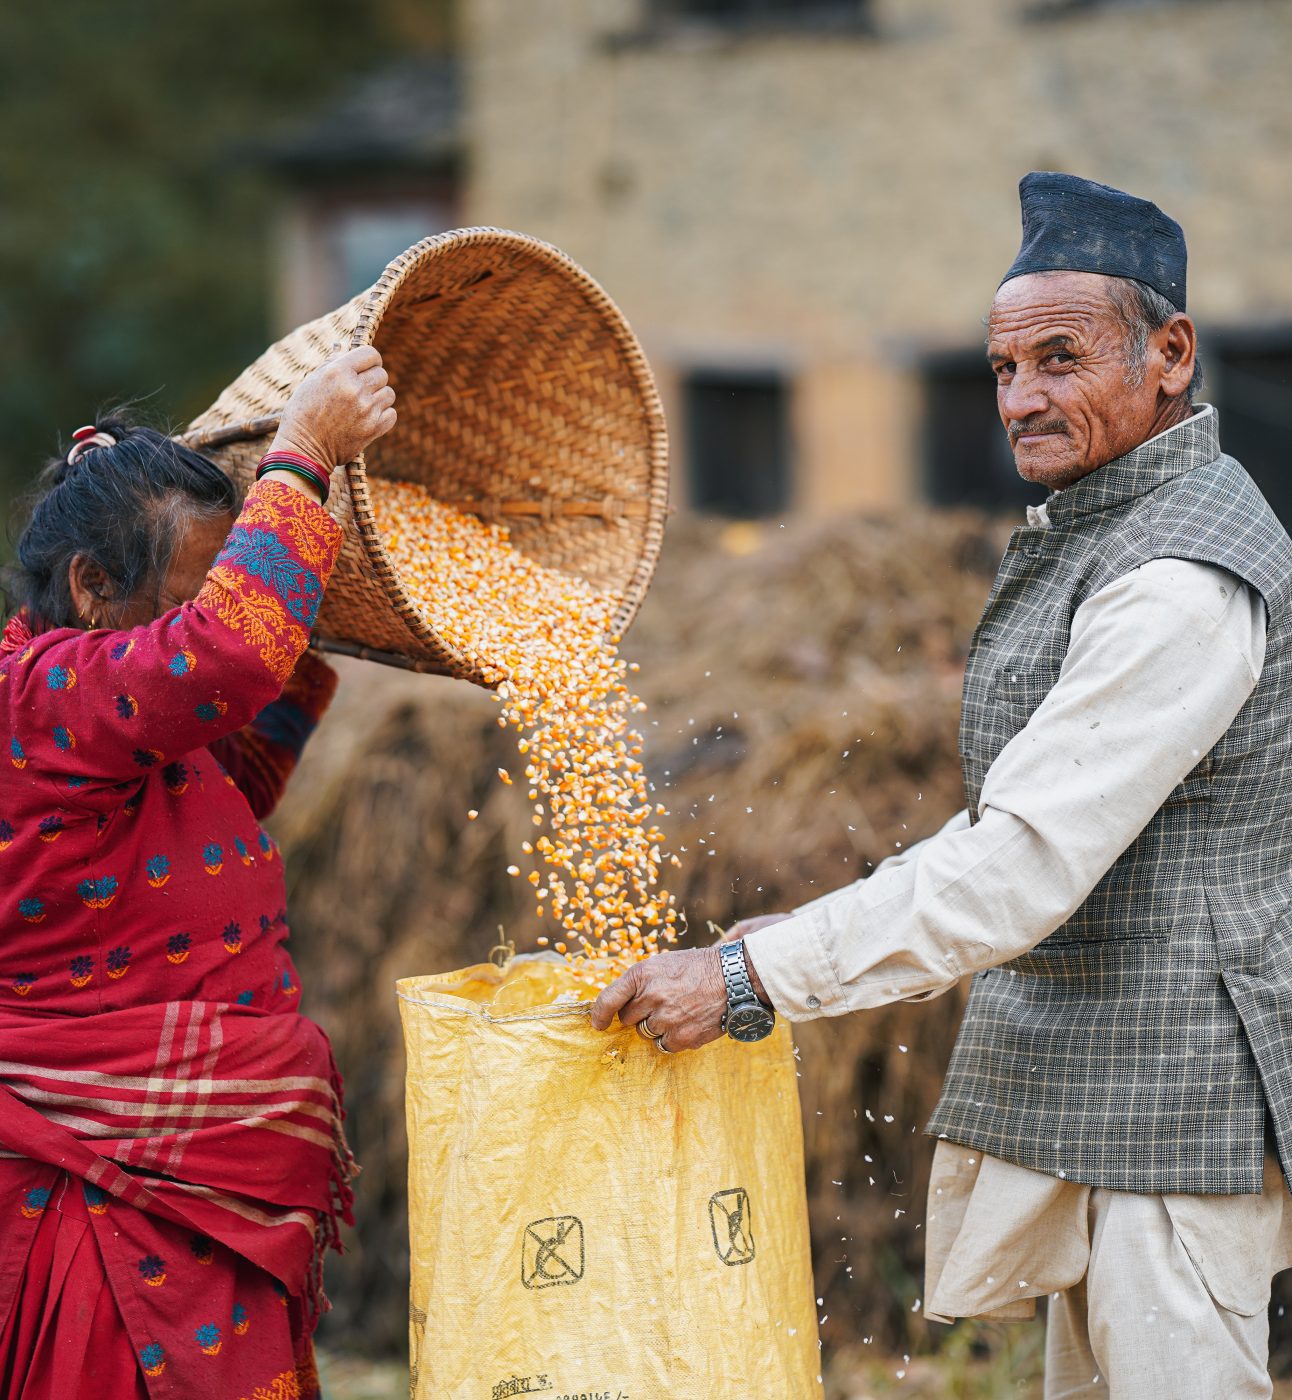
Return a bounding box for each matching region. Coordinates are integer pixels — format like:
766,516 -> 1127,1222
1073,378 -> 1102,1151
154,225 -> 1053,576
589,964 -> 642,1031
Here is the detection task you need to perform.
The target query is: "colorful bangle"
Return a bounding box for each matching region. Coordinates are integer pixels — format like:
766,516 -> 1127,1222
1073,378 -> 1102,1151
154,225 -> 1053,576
255,450 -> 332,504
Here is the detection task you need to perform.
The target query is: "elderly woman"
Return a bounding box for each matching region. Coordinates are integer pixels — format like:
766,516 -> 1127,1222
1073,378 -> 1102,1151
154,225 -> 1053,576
0,348 -> 395,1400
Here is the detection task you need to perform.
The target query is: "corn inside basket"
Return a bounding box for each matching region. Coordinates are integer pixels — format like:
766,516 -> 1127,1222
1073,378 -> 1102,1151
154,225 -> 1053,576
183,228 -> 670,685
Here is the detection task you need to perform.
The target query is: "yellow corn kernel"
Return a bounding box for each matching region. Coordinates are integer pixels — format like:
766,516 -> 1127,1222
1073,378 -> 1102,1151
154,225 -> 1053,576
370,477 -> 683,983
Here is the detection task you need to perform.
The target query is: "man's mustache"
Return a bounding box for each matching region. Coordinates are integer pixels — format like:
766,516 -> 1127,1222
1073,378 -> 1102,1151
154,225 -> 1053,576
1009,417 -> 1070,441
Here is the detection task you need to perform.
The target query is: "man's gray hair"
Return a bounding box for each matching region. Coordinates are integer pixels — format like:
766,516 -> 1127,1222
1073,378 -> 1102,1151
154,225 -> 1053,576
1107,278 -> 1204,399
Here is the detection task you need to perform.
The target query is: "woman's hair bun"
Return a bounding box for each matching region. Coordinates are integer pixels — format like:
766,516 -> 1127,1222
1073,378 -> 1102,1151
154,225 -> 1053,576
5,411 -> 237,630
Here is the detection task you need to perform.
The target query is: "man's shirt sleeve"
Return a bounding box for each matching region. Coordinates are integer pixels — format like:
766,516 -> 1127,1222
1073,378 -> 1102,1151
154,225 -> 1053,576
744,558 -> 1268,1021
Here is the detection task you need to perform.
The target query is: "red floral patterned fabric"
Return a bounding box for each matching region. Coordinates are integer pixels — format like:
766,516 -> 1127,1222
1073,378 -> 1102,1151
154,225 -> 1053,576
0,479 -> 351,1399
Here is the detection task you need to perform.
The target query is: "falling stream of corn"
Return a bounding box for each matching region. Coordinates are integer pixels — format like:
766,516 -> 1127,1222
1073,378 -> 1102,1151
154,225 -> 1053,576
370,478 -> 681,983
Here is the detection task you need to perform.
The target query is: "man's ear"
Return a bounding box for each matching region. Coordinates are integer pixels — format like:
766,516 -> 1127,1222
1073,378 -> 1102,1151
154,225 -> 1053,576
67,554 -> 118,627
1157,314 -> 1197,400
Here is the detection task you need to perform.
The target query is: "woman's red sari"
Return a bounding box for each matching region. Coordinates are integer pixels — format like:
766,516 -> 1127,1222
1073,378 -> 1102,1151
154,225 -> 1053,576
0,480 -> 355,1399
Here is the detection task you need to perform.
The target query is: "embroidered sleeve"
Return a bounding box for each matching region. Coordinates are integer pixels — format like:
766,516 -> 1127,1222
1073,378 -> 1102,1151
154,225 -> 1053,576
3,480 -> 342,795
208,650 -> 338,819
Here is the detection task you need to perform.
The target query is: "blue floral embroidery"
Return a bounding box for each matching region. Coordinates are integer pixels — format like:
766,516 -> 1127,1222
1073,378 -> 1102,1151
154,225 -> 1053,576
20,1186 -> 50,1216
77,875 -> 119,908
284,571 -> 323,624
235,990 -> 254,1006
195,1322 -> 222,1354
221,526 -> 324,627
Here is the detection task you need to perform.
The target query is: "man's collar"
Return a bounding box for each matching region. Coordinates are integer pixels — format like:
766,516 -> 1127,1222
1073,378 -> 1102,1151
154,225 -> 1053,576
1043,404 -> 1219,526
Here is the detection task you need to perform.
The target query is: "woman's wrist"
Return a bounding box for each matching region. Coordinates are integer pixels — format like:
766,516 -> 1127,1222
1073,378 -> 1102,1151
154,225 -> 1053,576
258,467 -> 325,502
268,430 -> 332,471
256,446 -> 332,504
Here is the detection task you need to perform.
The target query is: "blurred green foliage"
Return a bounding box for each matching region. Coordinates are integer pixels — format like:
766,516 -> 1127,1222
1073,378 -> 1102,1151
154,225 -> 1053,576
0,0 -> 452,507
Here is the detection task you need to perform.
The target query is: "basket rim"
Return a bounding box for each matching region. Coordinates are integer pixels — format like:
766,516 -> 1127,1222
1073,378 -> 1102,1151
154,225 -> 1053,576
350,227 -> 669,681
184,227 -> 670,683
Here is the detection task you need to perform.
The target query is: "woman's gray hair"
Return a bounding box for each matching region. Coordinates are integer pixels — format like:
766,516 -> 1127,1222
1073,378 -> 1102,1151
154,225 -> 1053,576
4,416 -> 237,629
1108,278 -> 1205,399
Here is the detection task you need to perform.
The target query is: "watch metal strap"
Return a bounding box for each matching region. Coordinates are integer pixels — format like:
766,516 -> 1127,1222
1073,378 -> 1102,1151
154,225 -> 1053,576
720,939 -> 757,1005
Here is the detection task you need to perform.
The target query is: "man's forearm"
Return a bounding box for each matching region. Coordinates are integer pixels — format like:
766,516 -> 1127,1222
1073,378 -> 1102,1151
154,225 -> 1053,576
746,559 -> 1265,1021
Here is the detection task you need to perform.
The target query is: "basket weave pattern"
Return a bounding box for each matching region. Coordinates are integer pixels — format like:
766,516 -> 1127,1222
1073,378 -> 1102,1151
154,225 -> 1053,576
185,229 -> 669,684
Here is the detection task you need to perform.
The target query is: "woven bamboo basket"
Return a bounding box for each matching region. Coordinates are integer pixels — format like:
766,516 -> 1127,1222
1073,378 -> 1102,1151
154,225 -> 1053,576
184,228 -> 669,684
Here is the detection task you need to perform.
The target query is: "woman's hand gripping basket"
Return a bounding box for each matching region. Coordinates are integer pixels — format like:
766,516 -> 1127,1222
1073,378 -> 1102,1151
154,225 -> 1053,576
397,958 -> 824,1399
184,229 -> 670,685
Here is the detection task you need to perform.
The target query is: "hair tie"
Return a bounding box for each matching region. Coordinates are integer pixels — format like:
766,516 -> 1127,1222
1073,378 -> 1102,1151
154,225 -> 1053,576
67,425 -> 116,466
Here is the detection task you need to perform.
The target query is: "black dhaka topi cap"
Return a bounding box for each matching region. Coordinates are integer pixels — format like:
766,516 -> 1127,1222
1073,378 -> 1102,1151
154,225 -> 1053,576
1000,171 -> 1187,311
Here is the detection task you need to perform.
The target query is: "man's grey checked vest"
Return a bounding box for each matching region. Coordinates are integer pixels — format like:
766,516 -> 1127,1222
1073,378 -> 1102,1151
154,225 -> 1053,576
926,410 -> 1292,1194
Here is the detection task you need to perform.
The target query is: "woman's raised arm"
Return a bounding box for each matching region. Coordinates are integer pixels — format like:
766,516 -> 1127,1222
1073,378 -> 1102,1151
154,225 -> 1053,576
2,347 -> 395,800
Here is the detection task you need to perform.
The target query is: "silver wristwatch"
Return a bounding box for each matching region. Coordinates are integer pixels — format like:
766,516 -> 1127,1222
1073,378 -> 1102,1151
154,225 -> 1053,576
719,939 -> 776,1043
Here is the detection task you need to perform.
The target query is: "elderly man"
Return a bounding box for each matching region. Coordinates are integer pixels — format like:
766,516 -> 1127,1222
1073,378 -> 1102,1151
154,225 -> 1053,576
591,172 -> 1292,1398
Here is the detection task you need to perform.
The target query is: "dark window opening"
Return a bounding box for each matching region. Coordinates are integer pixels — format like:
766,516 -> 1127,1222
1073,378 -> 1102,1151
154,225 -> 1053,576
647,0 -> 874,31
1209,329 -> 1292,529
921,350 -> 1040,512
685,370 -> 792,518
1023,0 -> 1205,19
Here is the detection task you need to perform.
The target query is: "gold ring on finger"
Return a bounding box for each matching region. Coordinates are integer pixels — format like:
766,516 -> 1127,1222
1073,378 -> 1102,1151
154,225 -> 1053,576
654,1034 -> 673,1054
636,1019 -> 658,1042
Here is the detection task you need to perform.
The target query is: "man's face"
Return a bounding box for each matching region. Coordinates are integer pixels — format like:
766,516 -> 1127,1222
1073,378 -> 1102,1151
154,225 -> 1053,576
987,271 -> 1165,491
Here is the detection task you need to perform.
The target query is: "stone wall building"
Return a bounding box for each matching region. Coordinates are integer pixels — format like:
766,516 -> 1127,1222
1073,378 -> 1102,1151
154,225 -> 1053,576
275,0 -> 1292,520
464,0 -> 1292,519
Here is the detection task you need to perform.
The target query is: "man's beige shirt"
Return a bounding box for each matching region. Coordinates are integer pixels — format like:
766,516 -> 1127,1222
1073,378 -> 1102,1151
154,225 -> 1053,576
743,408 -> 1292,1319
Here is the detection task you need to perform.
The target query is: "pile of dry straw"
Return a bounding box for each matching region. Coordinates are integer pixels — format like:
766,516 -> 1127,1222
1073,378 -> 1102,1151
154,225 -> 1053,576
276,505 -> 1013,1358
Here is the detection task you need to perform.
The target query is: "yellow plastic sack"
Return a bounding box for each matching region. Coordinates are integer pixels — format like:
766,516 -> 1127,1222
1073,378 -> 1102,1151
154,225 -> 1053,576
398,957 -> 824,1399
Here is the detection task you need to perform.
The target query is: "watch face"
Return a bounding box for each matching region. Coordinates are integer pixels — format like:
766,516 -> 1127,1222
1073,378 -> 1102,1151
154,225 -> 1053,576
727,1003 -> 776,1042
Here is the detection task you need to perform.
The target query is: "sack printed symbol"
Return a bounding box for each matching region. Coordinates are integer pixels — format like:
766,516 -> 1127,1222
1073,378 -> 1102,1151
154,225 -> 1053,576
709,1188 -> 755,1266
522,1216 -> 585,1290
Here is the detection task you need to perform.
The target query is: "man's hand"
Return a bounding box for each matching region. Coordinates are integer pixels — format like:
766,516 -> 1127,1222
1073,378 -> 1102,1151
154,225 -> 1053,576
589,947 -> 728,1052
589,933 -> 780,1052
